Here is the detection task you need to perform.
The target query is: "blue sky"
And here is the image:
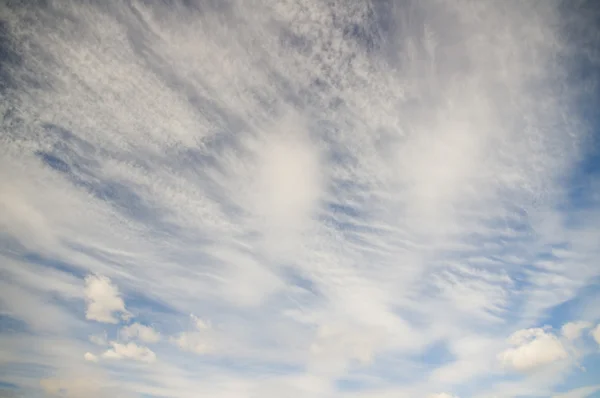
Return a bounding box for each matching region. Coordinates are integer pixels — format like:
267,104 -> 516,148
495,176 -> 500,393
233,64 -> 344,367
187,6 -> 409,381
1,1 -> 600,397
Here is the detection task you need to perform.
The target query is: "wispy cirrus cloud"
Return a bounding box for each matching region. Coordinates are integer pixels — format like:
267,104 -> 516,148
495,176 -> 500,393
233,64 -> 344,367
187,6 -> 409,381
0,0 -> 599,397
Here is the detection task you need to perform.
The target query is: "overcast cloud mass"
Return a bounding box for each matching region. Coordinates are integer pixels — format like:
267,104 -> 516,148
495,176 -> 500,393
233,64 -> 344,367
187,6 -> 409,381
1,1 -> 600,397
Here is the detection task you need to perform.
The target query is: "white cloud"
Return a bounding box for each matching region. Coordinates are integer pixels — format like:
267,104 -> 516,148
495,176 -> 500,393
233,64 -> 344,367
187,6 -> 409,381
102,342 -> 156,363
248,128 -> 324,258
429,393 -> 459,398
309,323 -> 376,373
84,275 -> 130,324
0,280 -> 81,333
192,316 -> 211,330
591,324 -> 600,346
120,323 -> 161,344
171,315 -> 214,355
561,321 -> 592,341
171,332 -> 214,356
499,328 -> 568,372
84,352 -> 98,362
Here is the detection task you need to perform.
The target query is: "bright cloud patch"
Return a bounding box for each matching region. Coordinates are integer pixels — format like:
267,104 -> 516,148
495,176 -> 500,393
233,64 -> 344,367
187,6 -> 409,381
592,325 -> 600,346
561,322 -> 593,341
120,323 -> 160,344
84,275 -> 129,324
102,342 -> 156,363
84,352 -> 98,362
499,328 -> 569,372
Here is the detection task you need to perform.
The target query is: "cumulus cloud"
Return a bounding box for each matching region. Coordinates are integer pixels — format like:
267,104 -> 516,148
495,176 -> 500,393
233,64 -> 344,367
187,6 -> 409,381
429,393 -> 459,398
84,275 -> 130,324
102,342 -> 156,363
561,321 -> 592,341
499,328 -> 569,372
120,323 -> 160,344
84,352 -> 98,362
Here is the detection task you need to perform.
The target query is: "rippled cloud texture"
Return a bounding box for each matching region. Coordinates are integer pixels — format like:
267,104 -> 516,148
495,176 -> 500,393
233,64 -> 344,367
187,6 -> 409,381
1,1 -> 600,397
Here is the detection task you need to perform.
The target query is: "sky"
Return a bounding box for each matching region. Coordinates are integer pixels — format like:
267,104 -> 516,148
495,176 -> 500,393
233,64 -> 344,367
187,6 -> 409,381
1,0 -> 600,397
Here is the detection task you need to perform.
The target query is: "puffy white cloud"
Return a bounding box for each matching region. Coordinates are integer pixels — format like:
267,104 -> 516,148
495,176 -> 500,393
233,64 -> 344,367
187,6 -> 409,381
429,393 -> 459,398
499,328 -> 568,372
120,323 -> 160,343
102,342 -> 156,363
83,352 -> 98,362
591,324 -> 600,346
84,275 -> 130,324
561,321 -> 592,341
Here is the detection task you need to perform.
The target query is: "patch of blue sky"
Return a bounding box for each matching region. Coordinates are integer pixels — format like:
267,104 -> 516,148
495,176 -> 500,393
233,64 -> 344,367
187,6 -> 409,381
555,356 -> 600,396
335,376 -> 378,392
0,381 -> 18,391
0,315 -> 28,334
0,362 -> 51,385
18,252 -> 87,279
122,292 -> 179,320
280,265 -> 320,296
541,282 -> 600,329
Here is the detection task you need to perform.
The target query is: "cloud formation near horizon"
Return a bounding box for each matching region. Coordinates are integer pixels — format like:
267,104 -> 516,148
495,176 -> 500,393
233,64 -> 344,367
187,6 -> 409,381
1,1 -> 600,397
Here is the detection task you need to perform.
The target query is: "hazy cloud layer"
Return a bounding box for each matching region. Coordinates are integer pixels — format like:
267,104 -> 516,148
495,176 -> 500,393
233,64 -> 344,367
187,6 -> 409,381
1,0 -> 599,397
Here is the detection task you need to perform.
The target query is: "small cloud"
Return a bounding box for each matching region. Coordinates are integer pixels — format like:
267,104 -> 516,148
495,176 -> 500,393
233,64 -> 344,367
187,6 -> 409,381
102,342 -> 156,363
192,314 -> 211,330
171,333 -> 213,355
84,275 -> 130,324
429,394 -> 459,398
89,332 -> 108,346
120,323 -> 160,343
84,352 -> 98,362
591,324 -> 600,346
498,327 -> 568,372
171,315 -> 214,355
561,321 -> 592,341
